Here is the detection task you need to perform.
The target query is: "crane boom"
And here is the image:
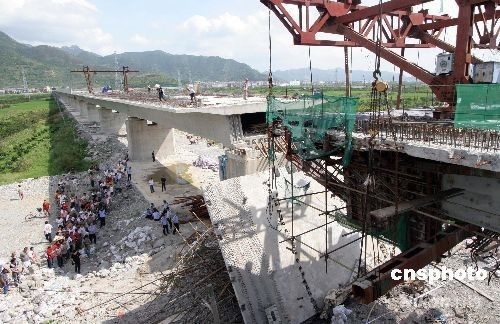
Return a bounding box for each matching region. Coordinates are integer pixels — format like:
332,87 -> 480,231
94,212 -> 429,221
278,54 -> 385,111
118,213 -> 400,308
262,0 -> 499,115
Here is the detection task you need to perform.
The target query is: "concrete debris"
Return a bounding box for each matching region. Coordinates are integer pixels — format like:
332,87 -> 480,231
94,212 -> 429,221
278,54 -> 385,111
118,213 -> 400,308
330,305 -> 352,324
193,156 -> 218,171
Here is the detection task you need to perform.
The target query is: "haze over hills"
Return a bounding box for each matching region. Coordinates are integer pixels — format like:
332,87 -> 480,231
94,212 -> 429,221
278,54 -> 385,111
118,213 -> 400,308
0,31 -> 265,88
0,30 -> 419,89
273,68 -> 414,83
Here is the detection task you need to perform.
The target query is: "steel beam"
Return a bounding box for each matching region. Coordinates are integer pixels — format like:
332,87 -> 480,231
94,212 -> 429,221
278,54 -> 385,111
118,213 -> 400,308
337,24 -> 436,84
418,31 -> 484,64
419,9 -> 500,30
369,188 -> 464,221
352,225 -> 473,304
333,0 -> 432,25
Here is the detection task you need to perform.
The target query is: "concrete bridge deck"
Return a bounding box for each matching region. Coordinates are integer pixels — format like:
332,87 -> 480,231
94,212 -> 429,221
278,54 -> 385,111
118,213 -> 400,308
54,91 -> 499,174
57,91 -> 267,148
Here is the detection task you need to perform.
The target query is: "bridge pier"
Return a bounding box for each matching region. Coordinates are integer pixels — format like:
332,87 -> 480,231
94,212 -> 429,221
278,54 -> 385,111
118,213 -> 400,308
77,100 -> 88,119
87,103 -> 101,123
223,148 -> 285,180
99,108 -> 127,134
126,117 -> 175,162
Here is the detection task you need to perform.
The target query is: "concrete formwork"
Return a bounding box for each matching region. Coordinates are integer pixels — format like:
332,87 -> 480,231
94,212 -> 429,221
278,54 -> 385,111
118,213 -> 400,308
126,117 -> 175,162
442,174 -> 500,233
99,108 -> 127,134
205,169 -> 359,323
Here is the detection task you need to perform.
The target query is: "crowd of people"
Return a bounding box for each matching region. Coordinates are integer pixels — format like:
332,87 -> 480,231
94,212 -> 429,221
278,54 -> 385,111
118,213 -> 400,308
1,158 -> 130,295
143,200 -> 181,235
0,248 -> 39,294
1,154 -> 184,295
42,159 -> 134,276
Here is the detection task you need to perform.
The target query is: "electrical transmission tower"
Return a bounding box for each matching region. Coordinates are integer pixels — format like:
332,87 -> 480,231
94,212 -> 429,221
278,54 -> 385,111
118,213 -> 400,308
21,67 -> 28,93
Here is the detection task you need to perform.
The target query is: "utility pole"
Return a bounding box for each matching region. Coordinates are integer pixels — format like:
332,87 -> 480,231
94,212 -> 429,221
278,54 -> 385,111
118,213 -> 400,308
114,52 -> 119,91
21,67 -> 30,100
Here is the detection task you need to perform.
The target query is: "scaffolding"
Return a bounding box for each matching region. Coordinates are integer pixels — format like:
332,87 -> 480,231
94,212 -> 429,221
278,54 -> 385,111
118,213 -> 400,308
266,95 -> 358,165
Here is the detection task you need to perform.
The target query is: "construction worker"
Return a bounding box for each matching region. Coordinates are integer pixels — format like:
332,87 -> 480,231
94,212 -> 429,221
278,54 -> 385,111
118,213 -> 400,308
187,86 -> 196,103
158,86 -> 164,101
147,85 -> 151,93
243,78 -> 249,100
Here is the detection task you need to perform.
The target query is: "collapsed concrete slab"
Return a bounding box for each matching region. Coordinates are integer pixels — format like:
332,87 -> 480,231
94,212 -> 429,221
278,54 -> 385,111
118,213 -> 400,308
204,169 -> 361,323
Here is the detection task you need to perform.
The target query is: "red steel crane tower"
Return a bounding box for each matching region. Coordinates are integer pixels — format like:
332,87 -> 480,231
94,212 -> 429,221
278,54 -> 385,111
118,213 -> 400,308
261,0 -> 499,117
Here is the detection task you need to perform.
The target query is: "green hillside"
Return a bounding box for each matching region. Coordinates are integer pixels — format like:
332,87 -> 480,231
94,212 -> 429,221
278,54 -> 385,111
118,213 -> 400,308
0,31 -> 266,89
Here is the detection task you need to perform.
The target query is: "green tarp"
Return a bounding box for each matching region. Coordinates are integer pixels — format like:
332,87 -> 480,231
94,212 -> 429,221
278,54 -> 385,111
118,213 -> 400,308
267,95 -> 358,165
454,84 -> 500,130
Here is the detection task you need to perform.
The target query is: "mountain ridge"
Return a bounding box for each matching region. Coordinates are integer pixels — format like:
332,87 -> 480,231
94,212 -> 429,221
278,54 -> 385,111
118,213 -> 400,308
0,31 -> 266,88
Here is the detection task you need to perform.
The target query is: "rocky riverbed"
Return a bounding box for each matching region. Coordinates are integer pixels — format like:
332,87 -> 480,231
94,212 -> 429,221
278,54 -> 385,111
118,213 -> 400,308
0,101 -> 219,323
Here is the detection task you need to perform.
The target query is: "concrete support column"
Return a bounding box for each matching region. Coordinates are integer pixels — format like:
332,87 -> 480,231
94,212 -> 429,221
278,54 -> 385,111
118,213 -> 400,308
67,96 -> 75,108
79,100 -> 88,118
222,148 -> 286,180
227,115 -> 244,142
223,149 -> 269,179
126,117 -> 175,162
99,108 -> 127,134
87,103 -> 100,122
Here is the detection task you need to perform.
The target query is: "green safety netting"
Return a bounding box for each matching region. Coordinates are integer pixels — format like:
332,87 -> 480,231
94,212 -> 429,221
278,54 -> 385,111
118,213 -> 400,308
267,95 -> 358,165
334,211 -> 409,251
454,84 -> 500,130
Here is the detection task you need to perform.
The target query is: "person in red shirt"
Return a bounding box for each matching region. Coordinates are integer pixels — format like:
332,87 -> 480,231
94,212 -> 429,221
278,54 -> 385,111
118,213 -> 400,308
42,200 -> 51,217
46,246 -> 55,268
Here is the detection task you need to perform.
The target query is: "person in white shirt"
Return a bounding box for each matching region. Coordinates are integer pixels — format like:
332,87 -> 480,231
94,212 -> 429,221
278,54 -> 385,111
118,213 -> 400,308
88,222 -> 97,244
59,194 -> 66,206
187,86 -> 196,103
44,221 -> 53,242
98,208 -> 106,227
148,178 -> 155,193
172,212 -> 180,234
162,200 -> 170,213
152,209 -> 161,221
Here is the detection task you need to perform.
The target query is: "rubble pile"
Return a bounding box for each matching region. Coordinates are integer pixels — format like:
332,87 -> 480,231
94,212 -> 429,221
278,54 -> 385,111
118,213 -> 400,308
193,155 -> 219,172
119,230 -> 241,323
118,226 -> 154,252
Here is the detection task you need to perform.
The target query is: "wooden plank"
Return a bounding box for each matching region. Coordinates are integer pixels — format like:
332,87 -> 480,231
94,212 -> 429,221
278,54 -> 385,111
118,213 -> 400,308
370,188 -> 464,220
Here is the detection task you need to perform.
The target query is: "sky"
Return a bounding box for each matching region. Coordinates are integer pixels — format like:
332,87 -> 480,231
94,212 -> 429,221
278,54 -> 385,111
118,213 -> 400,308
0,0 -> 497,75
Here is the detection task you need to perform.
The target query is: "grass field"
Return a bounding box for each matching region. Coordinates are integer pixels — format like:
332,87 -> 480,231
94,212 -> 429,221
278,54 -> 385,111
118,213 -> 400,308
0,94 -> 91,184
